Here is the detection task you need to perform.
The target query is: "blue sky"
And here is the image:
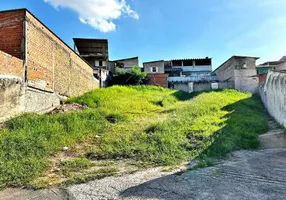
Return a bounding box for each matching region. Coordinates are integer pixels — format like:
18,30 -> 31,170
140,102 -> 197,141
1,0 -> 286,69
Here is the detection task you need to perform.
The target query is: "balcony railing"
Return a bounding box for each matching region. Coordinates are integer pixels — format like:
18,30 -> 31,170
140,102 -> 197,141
168,75 -> 217,82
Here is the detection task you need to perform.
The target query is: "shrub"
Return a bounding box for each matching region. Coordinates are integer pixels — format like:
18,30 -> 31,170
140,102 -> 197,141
111,66 -> 147,85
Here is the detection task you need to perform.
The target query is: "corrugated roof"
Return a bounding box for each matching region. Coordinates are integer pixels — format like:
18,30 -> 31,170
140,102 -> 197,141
143,60 -> 165,64
172,57 -> 211,61
73,38 -> 108,56
280,56 -> 286,61
111,56 -> 138,62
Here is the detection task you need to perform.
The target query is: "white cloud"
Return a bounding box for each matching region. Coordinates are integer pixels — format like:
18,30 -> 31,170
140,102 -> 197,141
44,0 -> 139,32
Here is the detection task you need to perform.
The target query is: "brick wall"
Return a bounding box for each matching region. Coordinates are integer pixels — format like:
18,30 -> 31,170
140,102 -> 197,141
0,50 -> 24,77
0,10 -> 25,59
0,9 -> 99,97
25,11 -> 99,97
147,74 -> 168,87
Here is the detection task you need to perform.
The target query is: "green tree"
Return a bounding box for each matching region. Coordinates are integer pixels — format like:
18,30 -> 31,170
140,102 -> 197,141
111,66 -> 147,85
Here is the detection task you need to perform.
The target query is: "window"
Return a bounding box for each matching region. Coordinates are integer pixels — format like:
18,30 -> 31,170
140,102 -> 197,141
99,61 -> 103,66
151,67 -> 157,73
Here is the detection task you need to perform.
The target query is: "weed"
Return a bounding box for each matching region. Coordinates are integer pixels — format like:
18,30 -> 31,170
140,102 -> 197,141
189,159 -> 215,171
61,168 -> 119,186
0,86 -> 268,188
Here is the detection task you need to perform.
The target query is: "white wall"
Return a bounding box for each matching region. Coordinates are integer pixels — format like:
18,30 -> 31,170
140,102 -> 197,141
260,71 -> 286,128
168,76 -> 217,82
175,65 -> 212,72
234,69 -> 259,93
144,61 -> 165,74
277,62 -> 286,70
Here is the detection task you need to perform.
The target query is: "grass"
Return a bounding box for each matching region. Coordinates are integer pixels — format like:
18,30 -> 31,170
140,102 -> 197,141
189,159 -> 215,171
0,85 -> 268,188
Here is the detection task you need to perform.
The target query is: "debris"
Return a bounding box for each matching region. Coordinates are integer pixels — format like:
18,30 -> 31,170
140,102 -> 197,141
63,147 -> 68,151
49,103 -> 84,114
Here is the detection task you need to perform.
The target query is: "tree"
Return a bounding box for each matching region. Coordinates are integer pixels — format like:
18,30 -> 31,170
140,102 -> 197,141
111,66 -> 147,85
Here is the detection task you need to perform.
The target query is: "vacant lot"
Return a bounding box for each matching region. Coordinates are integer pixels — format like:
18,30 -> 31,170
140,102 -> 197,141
0,86 -> 268,189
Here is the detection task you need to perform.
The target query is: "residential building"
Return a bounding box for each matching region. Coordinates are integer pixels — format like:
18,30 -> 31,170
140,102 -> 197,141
143,60 -> 168,87
256,56 -> 286,83
73,38 -> 109,87
73,38 -> 109,70
108,57 -> 139,73
165,58 -> 215,82
143,57 -> 214,88
212,56 -> 259,93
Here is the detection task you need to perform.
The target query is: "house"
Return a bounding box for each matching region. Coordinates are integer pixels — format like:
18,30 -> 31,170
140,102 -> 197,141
256,56 -> 286,83
108,57 -> 139,73
73,38 -> 109,87
143,57 -> 214,88
143,60 -> 168,87
166,58 -> 215,83
73,38 -> 109,70
212,56 -> 259,93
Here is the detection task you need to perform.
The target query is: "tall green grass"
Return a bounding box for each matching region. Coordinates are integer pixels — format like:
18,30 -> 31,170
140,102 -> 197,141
0,86 -> 268,188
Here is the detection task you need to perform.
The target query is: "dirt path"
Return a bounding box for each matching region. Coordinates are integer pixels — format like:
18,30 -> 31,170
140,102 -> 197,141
65,118 -> 286,200
66,148 -> 286,200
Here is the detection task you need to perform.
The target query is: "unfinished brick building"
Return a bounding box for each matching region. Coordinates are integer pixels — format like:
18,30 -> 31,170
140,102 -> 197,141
0,8 -> 99,120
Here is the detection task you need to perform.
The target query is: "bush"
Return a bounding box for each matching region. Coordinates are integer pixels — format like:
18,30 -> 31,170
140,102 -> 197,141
111,66 -> 147,85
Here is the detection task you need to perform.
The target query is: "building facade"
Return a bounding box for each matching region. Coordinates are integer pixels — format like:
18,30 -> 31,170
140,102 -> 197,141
0,9 -> 99,97
165,58 -> 214,82
143,60 -> 167,87
256,56 -> 286,83
73,38 -> 109,70
109,57 -> 139,73
212,56 -> 259,93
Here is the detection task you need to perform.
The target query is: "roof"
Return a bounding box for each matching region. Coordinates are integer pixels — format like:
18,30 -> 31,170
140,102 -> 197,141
0,8 -> 95,69
110,56 -> 138,62
212,55 -> 259,74
258,61 -> 284,67
280,56 -> 286,61
73,38 -> 108,57
172,57 -> 211,61
143,60 -> 165,64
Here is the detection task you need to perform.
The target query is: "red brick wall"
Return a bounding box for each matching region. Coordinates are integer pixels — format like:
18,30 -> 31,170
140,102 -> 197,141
0,10 -> 25,59
0,9 -> 99,97
147,74 -> 168,87
0,50 -> 24,77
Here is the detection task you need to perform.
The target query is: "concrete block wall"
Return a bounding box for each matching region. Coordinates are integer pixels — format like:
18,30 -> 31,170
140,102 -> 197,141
0,9 -> 100,121
194,82 -> 211,92
0,75 -> 25,122
234,69 -> 259,93
25,11 -> 99,97
260,71 -> 286,128
0,9 -> 99,98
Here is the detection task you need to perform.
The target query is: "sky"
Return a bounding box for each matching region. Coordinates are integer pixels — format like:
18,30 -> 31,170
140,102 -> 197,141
1,0 -> 286,69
